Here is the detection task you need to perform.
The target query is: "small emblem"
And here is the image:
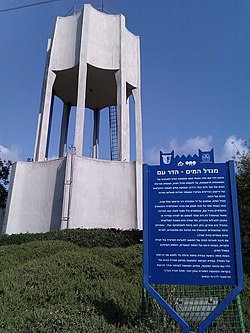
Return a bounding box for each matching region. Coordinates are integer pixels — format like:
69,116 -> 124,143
162,154 -> 172,165
202,153 -> 211,163
178,161 -> 184,167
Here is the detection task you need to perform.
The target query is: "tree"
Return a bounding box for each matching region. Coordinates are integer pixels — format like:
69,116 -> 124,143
0,159 -> 12,209
235,146 -> 250,255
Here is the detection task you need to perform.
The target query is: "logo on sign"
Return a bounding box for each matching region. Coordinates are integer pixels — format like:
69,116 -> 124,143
162,155 -> 172,165
201,153 -> 211,163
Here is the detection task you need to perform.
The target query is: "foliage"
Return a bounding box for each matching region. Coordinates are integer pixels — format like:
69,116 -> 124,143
235,145 -> 250,255
0,240 -> 152,333
241,274 -> 250,332
0,159 -> 12,209
0,229 -> 248,332
0,228 -> 142,248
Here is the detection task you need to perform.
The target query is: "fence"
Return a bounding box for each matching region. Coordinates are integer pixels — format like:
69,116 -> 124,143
143,284 -> 245,333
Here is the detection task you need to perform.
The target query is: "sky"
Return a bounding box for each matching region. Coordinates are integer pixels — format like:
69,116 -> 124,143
0,0 -> 249,164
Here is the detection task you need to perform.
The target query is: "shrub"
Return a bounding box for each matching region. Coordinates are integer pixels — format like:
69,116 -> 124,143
0,228 -> 142,248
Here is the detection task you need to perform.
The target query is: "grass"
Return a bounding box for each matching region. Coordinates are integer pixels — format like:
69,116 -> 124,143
0,229 -> 248,332
0,238 -> 150,332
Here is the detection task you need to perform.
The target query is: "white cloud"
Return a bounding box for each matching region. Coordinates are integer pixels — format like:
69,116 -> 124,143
168,136 -> 213,156
145,146 -> 165,164
0,144 -> 22,162
219,136 -> 248,162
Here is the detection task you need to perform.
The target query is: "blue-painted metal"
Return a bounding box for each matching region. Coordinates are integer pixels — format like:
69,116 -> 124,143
198,161 -> 244,332
143,164 -> 149,283
160,149 -> 214,166
143,164 -> 190,332
145,283 -> 190,333
146,162 -> 236,286
198,285 -> 242,332
228,160 -> 244,289
143,151 -> 244,333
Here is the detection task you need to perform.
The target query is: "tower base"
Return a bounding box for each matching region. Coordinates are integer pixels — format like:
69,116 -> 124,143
3,155 -> 142,234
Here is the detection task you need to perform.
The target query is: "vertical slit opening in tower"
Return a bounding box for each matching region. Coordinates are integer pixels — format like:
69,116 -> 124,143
109,105 -> 118,160
45,95 -> 63,160
82,108 -> 93,158
66,105 -> 76,154
85,64 -> 118,161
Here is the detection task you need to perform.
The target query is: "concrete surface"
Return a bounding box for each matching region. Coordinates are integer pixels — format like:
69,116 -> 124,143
3,155 -> 141,233
3,158 -> 66,234
4,5 -> 143,234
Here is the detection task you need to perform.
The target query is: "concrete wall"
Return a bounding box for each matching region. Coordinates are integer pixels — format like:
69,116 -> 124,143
68,156 -> 138,229
3,158 -> 66,234
125,29 -> 140,88
49,6 -> 139,80
50,12 -> 83,71
3,156 -> 141,233
87,8 -> 120,70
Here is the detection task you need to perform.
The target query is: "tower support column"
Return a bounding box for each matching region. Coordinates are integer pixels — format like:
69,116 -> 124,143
34,71 -> 56,161
74,6 -> 90,156
133,87 -> 143,163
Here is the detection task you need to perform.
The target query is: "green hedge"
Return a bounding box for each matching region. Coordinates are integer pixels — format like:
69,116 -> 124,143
0,228 -> 143,248
0,229 -> 248,332
0,240 -> 158,333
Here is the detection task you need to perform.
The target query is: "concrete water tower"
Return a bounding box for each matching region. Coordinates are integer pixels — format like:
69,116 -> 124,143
3,4 -> 143,234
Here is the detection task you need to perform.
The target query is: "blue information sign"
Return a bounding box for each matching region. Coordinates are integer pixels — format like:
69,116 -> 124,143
144,149 -> 242,287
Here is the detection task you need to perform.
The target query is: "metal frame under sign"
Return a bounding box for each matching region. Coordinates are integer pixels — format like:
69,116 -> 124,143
143,150 -> 244,333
